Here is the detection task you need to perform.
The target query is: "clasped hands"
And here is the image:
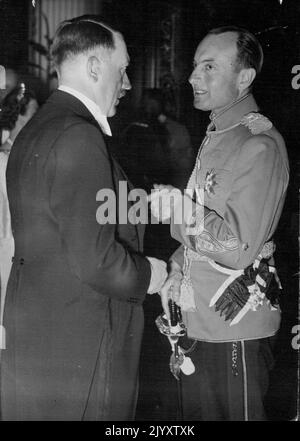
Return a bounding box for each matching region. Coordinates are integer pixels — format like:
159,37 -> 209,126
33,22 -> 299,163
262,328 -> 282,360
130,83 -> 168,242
148,183 -> 177,222
148,184 -> 183,319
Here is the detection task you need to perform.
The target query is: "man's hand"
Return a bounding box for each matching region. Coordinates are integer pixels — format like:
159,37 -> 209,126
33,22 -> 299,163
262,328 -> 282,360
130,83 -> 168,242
153,184 -> 175,191
148,184 -> 178,222
146,257 -> 168,294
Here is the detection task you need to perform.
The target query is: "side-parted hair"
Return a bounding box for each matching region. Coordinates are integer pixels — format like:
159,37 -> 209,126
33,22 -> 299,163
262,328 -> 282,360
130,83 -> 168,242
207,25 -> 264,75
51,15 -> 117,70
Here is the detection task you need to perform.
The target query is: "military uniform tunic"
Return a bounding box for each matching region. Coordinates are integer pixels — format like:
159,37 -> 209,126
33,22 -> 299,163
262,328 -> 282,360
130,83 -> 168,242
171,94 -> 289,342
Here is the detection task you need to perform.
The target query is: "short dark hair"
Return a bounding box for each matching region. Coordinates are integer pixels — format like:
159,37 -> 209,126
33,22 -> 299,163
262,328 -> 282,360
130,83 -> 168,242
51,15 -> 116,69
207,26 -> 264,75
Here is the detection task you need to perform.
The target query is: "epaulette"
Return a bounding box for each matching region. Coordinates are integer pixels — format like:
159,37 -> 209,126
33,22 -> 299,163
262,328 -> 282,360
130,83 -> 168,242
241,112 -> 273,135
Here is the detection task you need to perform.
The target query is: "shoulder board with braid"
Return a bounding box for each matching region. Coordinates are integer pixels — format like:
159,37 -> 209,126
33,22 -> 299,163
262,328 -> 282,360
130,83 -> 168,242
241,112 -> 273,135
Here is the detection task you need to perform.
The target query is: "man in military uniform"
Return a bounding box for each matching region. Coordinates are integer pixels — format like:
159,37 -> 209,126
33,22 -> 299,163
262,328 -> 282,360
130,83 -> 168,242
154,26 -> 289,420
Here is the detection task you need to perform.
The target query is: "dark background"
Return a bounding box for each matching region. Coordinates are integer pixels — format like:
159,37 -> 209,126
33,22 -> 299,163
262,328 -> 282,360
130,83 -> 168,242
0,0 -> 299,421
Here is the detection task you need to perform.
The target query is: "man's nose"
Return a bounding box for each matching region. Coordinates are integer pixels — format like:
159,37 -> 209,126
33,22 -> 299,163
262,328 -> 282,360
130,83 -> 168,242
189,69 -> 197,85
123,73 -> 131,90
189,66 -> 204,85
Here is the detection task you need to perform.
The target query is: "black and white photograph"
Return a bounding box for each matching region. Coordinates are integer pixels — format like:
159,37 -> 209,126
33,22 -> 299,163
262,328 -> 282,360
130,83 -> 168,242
0,0 -> 299,427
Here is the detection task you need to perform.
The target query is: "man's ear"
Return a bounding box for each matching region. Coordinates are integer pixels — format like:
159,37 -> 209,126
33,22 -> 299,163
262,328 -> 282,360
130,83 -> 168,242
238,67 -> 256,93
87,55 -> 102,82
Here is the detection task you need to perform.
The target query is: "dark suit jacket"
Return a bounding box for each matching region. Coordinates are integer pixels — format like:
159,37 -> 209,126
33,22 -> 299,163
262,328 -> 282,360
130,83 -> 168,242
1,90 -> 151,421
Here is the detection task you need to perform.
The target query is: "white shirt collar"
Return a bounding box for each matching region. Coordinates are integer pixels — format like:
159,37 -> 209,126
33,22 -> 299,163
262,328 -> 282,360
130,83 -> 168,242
58,85 -> 112,136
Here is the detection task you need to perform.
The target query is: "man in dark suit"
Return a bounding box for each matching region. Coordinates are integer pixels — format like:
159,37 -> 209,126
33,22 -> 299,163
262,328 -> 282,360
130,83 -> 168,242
0,16 -> 167,421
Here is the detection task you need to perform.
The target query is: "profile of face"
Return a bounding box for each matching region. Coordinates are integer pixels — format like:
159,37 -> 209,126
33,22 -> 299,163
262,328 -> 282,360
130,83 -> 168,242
189,32 -> 245,113
95,33 -> 131,117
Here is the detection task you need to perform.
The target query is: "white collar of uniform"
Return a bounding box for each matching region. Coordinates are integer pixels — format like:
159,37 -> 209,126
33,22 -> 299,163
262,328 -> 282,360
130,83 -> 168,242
58,85 -> 112,136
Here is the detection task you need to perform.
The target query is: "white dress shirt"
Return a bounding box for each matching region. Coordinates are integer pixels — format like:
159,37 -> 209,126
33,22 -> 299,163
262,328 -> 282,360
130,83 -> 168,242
58,85 -> 112,136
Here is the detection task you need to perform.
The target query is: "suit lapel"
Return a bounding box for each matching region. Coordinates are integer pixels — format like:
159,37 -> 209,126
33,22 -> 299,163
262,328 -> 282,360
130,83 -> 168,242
110,156 -> 145,251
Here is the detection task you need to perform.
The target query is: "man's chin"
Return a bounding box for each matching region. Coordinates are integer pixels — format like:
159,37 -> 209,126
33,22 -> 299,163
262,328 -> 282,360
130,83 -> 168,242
107,106 -> 117,118
194,99 -> 210,111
